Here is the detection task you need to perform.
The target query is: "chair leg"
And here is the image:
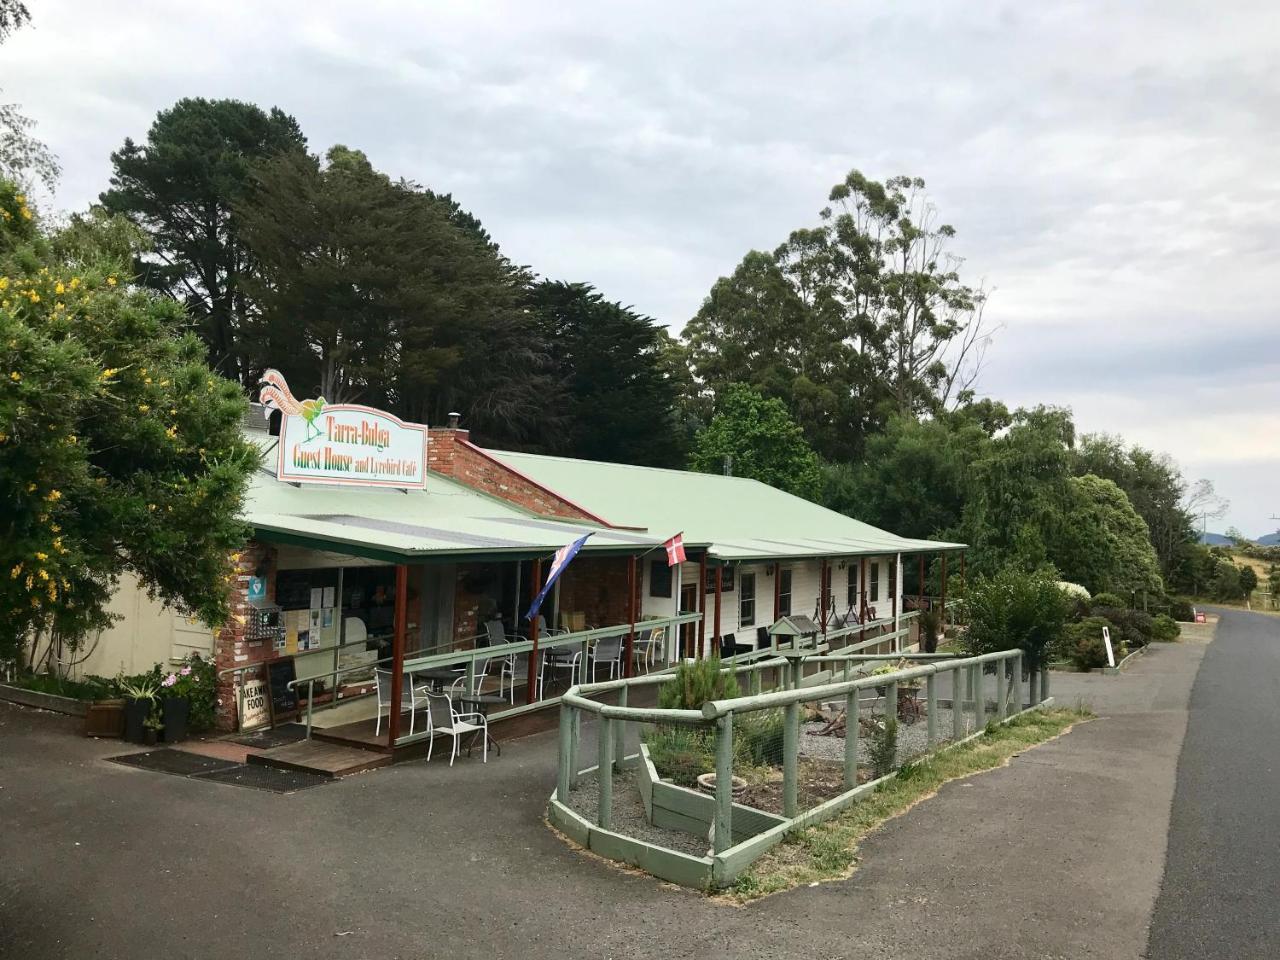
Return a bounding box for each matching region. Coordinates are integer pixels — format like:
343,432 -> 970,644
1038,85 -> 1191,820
427,729 -> 433,762
482,724 -> 488,763
450,734 -> 457,767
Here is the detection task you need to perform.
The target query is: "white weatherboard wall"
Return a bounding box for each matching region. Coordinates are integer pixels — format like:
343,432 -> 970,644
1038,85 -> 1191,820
679,555 -> 901,654
71,572 -> 212,678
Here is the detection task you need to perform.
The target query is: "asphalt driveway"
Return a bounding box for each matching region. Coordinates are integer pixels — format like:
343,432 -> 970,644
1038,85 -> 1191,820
0,627 -> 1211,960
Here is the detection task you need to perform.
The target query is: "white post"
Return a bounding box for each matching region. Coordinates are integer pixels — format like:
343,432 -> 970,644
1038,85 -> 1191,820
893,552 -> 902,650
671,560 -> 682,665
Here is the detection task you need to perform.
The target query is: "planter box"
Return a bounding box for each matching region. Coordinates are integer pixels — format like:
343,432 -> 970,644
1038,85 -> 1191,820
84,699 -> 126,738
0,683 -> 88,717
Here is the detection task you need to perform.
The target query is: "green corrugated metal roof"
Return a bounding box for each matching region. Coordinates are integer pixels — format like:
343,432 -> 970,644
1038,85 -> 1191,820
485,449 -> 965,561
243,437 -> 662,561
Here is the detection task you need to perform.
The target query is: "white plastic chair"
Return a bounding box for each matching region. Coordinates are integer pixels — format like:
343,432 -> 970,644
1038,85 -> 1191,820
374,667 -> 428,736
425,689 -> 488,765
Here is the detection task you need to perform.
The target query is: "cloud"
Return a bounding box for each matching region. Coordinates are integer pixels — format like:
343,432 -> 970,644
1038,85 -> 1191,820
5,0 -> 1277,529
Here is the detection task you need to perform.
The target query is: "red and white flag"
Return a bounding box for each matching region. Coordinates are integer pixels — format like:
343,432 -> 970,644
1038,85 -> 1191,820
663,532 -> 687,566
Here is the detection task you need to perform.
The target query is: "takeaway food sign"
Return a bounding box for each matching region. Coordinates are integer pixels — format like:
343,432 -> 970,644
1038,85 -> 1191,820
259,369 -> 427,489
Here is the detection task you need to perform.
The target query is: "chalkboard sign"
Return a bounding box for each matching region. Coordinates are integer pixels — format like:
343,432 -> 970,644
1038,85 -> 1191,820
267,658 -> 298,721
704,565 -> 735,594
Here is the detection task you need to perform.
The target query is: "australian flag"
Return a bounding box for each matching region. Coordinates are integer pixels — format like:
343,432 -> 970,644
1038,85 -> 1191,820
526,533 -> 592,621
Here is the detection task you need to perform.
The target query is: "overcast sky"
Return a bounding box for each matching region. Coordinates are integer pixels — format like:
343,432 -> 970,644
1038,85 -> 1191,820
6,1 -> 1278,535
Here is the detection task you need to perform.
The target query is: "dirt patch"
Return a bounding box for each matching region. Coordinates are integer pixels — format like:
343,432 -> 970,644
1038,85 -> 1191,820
735,759 -> 872,815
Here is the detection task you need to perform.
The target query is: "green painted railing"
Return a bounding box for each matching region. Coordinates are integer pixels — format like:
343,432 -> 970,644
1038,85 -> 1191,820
549,646 -> 1051,888
391,610 -> 704,746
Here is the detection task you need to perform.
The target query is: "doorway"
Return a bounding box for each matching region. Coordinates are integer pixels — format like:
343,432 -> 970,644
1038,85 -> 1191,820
679,583 -> 698,658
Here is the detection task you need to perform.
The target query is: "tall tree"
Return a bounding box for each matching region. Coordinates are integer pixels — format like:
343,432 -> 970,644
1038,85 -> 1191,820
100,98 -> 308,384
0,1 -> 59,191
1050,474 -> 1165,596
689,384 -> 821,500
958,406 -> 1077,577
1073,433 -> 1196,582
0,181 -> 256,663
683,170 -> 995,461
822,401 -> 1009,540
235,146 -> 558,445
526,280 -> 684,466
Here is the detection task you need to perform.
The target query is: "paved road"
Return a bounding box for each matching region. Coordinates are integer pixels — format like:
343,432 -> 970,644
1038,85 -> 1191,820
0,633 -> 1208,960
1146,607 -> 1280,959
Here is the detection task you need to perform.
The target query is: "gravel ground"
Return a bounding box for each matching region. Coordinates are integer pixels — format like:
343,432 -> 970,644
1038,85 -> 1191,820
800,707 -> 973,768
565,769 -> 710,858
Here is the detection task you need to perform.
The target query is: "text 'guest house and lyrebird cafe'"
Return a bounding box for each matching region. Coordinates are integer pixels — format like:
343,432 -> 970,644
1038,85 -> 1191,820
260,368 -> 427,489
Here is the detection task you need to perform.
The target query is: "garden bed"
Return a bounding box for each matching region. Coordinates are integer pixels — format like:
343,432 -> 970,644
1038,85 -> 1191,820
0,682 -> 88,716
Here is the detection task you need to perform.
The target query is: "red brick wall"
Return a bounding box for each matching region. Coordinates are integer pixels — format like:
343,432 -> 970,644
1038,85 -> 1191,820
452,562 -> 506,648
427,428 -> 603,523
557,556 -> 641,630
213,540 -> 277,732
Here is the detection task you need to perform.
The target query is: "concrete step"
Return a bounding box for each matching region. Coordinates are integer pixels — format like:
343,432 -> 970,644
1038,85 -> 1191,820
247,739 -> 391,778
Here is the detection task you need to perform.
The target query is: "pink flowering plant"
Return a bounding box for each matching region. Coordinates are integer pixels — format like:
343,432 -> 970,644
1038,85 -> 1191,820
139,654 -> 216,729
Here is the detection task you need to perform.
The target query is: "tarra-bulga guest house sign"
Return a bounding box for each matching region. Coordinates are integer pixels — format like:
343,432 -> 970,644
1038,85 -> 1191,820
259,369 -> 428,489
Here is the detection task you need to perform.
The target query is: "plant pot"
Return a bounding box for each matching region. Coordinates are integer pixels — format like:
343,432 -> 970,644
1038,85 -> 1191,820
84,698 -> 126,738
123,697 -> 152,744
162,697 -> 190,743
143,727 -> 159,746
696,772 -> 747,801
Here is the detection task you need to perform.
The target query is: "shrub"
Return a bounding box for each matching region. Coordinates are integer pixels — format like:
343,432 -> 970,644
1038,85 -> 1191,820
962,568 -> 1072,671
643,725 -> 714,787
916,606 -> 942,653
657,656 -> 740,710
1091,592 -> 1126,609
1152,614 -> 1180,642
1170,598 -> 1196,622
1093,606 -> 1154,649
868,717 -> 898,779
736,709 -> 785,767
1066,617 -> 1116,671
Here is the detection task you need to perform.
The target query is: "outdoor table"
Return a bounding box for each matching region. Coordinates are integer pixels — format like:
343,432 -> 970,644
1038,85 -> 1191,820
411,666 -> 464,691
455,691 -> 506,757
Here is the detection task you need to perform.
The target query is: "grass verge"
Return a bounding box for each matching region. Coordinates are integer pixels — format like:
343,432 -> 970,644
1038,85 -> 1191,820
725,705 -> 1093,902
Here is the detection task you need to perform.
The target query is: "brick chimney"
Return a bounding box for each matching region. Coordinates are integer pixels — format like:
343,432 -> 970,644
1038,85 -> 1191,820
427,412 -> 468,478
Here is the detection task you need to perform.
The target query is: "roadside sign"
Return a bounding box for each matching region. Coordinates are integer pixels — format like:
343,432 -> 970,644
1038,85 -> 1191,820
1102,626 -> 1116,668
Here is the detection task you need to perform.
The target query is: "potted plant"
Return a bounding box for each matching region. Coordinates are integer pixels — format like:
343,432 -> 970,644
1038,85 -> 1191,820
142,713 -> 164,746
158,665 -> 198,743
119,677 -> 158,744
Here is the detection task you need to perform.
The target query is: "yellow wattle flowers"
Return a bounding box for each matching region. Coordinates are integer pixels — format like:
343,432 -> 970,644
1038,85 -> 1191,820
106,276 -> 117,287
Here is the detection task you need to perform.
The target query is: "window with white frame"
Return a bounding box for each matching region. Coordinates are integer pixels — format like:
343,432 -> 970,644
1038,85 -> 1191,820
778,569 -> 792,617
846,565 -> 858,609
888,560 -> 897,603
739,572 -> 756,627
870,561 -> 880,602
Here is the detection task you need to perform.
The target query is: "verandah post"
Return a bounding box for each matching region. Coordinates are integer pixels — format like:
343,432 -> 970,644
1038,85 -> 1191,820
843,687 -> 859,788
624,555 -> 637,677
525,557 -> 543,705
713,565 -> 723,658
772,561 -> 781,622
783,700 -> 799,817
597,715 -> 614,829
697,552 -> 707,659
387,563 -> 408,748
714,714 -> 734,854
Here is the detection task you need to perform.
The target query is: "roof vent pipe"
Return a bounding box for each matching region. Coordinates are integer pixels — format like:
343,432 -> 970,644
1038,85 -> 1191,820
447,411 -> 462,429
